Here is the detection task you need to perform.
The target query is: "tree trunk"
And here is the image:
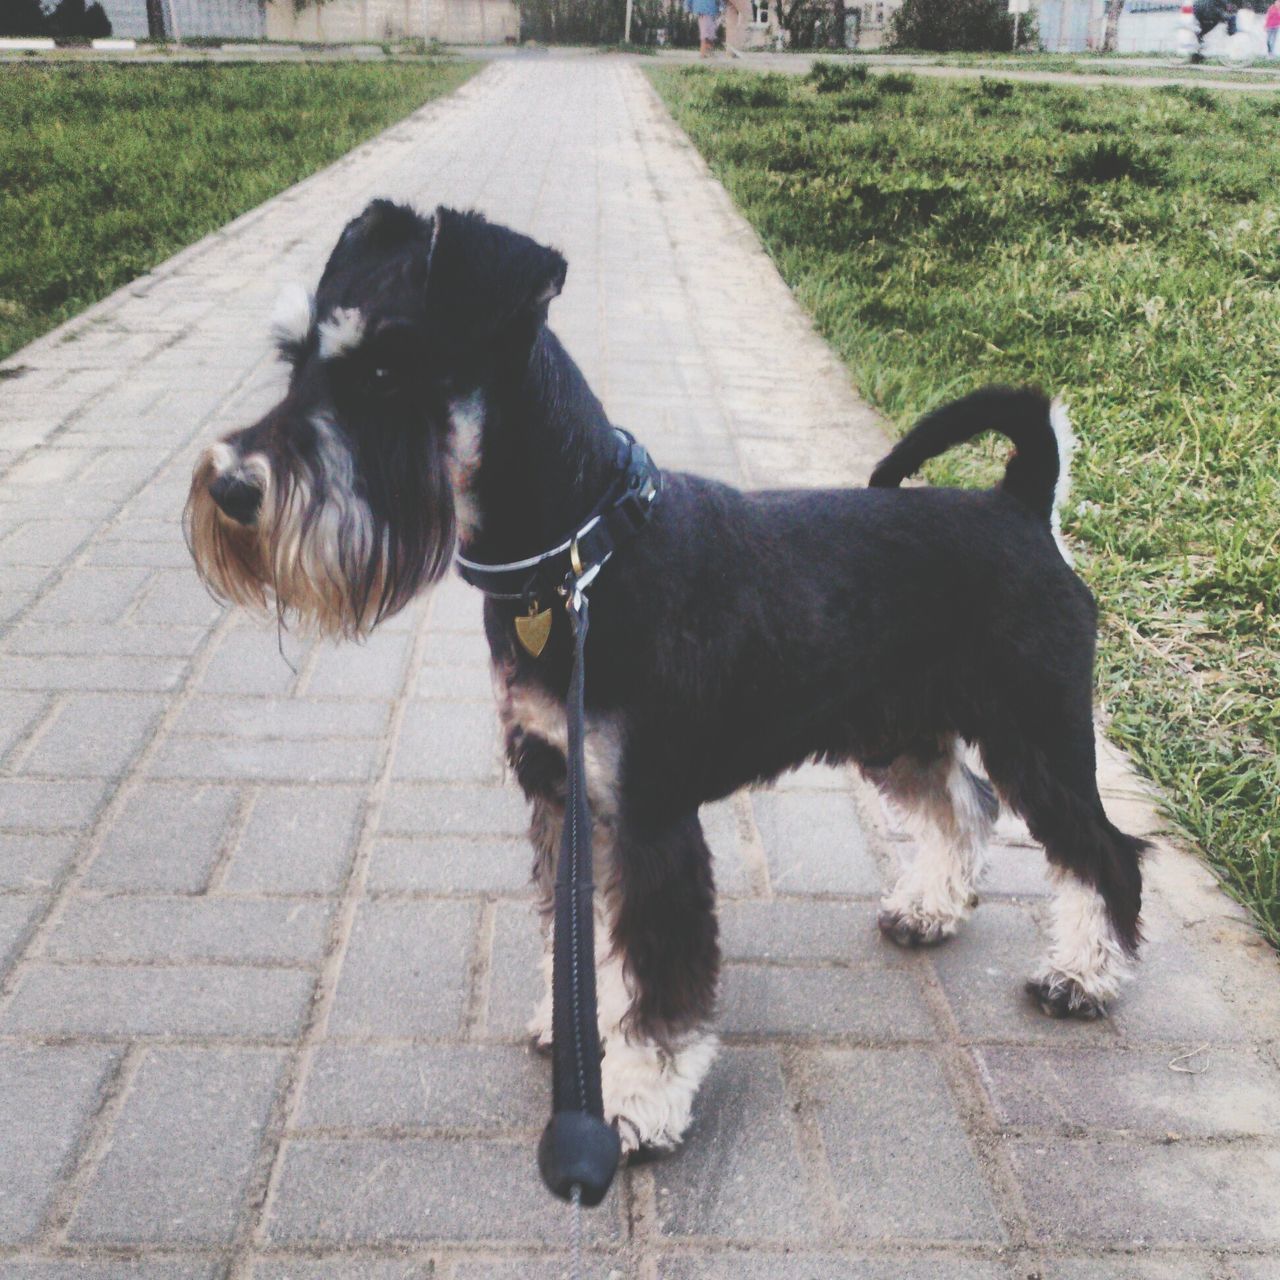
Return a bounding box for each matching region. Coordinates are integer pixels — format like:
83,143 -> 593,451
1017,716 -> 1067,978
145,0 -> 166,38
830,0 -> 845,46
1102,0 -> 1125,50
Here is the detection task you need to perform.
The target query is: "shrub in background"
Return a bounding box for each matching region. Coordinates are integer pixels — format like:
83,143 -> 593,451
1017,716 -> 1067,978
805,60 -> 869,91
889,0 -> 1035,52
0,0 -> 113,37
48,0 -> 112,37
0,0 -> 50,35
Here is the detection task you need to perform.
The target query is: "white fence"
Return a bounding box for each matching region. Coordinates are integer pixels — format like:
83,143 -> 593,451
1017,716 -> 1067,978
99,0 -> 266,39
1037,0 -> 1272,54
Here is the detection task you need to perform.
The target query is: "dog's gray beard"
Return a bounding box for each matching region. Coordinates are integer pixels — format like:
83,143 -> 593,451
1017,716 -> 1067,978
185,451 -> 412,642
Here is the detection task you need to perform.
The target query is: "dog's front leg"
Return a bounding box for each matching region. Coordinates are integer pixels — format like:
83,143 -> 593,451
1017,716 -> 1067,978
601,810 -> 720,1155
525,804 -> 719,1154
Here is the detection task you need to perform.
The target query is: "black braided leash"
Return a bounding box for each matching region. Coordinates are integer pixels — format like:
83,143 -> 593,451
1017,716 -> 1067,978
455,432 -> 662,1234
536,581 -> 621,1210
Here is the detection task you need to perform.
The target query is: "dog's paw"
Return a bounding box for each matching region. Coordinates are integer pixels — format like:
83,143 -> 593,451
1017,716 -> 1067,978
877,904 -> 961,948
1026,972 -> 1109,1020
527,997 -> 553,1055
602,1032 -> 717,1157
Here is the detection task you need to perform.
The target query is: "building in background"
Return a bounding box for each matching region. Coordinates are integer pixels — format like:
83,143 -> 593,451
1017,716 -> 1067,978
266,0 -> 517,43
96,0 -> 519,43
848,0 -> 899,47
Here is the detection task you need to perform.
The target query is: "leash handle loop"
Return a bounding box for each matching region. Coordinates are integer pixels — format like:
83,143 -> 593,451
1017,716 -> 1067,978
537,585 -> 621,1207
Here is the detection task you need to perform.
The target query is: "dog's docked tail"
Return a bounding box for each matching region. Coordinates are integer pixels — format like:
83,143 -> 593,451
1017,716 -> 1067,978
868,386 -> 1075,543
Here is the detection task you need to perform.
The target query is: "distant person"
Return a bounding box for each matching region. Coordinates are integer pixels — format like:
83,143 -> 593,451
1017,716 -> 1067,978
686,0 -> 723,57
1266,0 -> 1280,54
1191,0 -> 1238,59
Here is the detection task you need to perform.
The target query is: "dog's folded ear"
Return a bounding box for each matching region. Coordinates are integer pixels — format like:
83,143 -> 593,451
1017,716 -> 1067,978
427,207 -> 568,343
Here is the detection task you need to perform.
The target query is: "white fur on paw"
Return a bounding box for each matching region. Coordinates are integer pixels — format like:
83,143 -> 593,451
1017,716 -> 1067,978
877,898 -> 966,947
527,995 -> 553,1050
527,941 -> 554,1049
603,1031 -> 717,1154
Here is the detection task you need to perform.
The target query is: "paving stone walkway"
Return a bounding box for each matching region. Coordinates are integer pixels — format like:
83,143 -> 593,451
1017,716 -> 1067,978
2,53 -> 1279,1280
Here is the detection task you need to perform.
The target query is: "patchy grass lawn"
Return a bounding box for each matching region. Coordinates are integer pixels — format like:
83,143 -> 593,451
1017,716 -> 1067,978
653,65 -> 1280,944
0,61 -> 475,362
796,51 -> 1280,84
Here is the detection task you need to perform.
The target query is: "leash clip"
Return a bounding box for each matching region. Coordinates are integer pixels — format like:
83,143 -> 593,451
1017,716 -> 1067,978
564,536 -> 602,611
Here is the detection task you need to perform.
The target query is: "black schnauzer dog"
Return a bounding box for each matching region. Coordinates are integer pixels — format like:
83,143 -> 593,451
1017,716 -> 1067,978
186,201 -> 1146,1154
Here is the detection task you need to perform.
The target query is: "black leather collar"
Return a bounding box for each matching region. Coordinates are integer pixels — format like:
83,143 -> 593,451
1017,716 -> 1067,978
455,428 -> 662,603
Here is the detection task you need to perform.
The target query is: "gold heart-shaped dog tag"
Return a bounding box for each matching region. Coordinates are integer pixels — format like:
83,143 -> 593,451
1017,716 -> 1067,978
515,603 -> 552,658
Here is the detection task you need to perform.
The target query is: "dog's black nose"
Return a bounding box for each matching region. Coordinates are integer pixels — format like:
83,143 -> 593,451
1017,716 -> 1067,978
209,473 -> 263,526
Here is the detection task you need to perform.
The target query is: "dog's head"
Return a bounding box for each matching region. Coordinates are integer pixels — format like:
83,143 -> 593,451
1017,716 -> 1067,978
184,201 -> 567,638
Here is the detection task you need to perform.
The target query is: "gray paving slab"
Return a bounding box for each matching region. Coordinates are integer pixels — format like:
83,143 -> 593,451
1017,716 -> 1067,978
67,1048 -> 286,1245
0,893 -> 45,973
0,50 -> 1275,1279
0,1044 -> 119,1243
0,832 -> 78,891
326,900 -> 477,1038
367,835 -> 533,894
975,1045 -> 1280,1136
485,898 -> 549,1042
804,1048 -> 1004,1243
0,1262 -> 218,1280
654,1257 -> 1007,1280
719,899 -> 886,963
250,1263 -> 436,1280
44,896 -> 334,966
751,790 -> 883,895
85,782 -> 241,892
296,1044 -> 546,1131
264,1137 -> 624,1246
1039,1258 -> 1223,1280
1011,1141 -> 1280,1246
719,962 -> 935,1040
652,1047 -> 817,1242
0,964 -> 315,1038
18,693 -> 166,779
450,1262 -> 626,1280
222,785 -> 366,895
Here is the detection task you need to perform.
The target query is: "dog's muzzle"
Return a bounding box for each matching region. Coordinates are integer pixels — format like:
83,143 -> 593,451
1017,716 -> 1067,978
208,472 -> 263,527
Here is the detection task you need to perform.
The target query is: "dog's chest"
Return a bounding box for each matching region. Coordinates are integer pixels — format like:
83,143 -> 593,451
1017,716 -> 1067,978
494,662 -> 622,813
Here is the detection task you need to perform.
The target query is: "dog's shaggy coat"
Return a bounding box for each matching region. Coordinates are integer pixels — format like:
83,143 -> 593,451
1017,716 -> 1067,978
186,201 -> 1147,1153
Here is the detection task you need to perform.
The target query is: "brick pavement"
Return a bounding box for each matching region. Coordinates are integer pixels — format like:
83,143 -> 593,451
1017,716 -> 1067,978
2,53 -> 1279,1280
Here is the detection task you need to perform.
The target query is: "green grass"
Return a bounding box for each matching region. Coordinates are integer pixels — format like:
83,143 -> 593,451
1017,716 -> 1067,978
652,65 -> 1280,944
0,61 -> 475,361
796,50 -> 1280,84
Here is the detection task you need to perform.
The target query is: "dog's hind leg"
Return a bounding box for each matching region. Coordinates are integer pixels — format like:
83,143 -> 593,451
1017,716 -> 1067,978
982,720 -> 1146,1019
602,810 -> 720,1155
870,737 -> 997,947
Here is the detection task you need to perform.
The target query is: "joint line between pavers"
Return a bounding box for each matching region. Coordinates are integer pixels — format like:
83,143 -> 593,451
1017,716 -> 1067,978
114,568 -> 164,628
40,1041 -> 146,1247
916,955 -> 1038,1249
776,1043 -> 846,1244
0,609 -> 240,1005
730,791 -> 772,899
204,785 -> 262,896
462,897 -> 499,1043
227,591 -> 441,1273
0,690 -> 62,777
